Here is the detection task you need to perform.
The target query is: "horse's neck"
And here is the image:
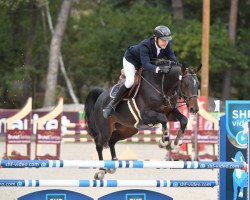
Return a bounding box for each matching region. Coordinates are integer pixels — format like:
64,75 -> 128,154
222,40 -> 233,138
166,67 -> 181,86
142,67 -> 181,94
142,71 -> 161,85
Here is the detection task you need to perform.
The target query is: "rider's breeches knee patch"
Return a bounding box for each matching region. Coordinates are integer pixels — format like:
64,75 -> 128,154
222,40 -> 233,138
125,76 -> 135,88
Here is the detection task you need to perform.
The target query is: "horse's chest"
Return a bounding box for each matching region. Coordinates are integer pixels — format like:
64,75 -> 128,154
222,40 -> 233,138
148,96 -> 165,110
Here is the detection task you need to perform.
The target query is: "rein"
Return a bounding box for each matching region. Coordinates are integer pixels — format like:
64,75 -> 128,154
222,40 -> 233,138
140,71 -> 198,109
140,73 -> 178,108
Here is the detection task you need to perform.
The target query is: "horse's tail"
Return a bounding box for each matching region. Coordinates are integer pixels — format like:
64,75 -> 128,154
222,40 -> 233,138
84,88 -> 104,138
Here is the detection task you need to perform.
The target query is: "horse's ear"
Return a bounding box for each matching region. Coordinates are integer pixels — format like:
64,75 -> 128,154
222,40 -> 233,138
193,64 -> 202,74
181,63 -> 187,74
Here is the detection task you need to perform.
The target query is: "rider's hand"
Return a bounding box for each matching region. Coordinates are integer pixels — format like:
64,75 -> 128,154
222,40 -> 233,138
155,67 -> 163,73
155,66 -> 168,74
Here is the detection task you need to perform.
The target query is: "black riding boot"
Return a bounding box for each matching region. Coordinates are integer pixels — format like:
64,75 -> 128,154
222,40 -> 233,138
103,85 -> 129,118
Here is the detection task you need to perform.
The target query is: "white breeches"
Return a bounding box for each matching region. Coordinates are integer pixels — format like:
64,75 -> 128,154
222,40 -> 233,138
123,57 -> 136,88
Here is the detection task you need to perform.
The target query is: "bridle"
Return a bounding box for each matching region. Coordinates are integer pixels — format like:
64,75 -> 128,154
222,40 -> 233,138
177,73 -> 199,107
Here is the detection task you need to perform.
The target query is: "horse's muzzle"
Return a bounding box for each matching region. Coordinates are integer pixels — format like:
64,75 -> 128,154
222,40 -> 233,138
189,106 -> 199,114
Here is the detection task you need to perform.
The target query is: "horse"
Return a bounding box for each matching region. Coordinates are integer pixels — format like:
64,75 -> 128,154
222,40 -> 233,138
85,61 -> 201,179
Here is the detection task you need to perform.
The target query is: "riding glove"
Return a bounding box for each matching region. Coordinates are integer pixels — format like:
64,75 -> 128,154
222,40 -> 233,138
155,66 -> 169,74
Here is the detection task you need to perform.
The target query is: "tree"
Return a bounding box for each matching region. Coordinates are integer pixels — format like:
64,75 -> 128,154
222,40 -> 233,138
43,0 -> 72,107
44,0 -> 79,104
221,0 -> 238,100
171,0 -> 183,20
22,2 -> 38,104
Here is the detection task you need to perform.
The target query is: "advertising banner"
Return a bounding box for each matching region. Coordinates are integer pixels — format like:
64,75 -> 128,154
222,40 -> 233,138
220,100 -> 249,200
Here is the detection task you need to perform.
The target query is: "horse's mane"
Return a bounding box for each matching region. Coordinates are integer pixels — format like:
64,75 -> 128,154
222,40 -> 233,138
153,58 -> 182,68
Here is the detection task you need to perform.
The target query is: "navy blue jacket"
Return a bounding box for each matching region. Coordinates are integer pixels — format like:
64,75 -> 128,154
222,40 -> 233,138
124,37 -> 177,72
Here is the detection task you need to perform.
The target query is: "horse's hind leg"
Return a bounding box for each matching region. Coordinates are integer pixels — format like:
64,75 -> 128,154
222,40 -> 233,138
95,138 -> 104,160
94,137 -> 107,180
104,130 -> 120,175
109,130 -> 120,160
109,126 -> 138,160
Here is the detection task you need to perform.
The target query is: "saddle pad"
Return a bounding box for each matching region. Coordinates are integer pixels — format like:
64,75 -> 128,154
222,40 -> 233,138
110,84 -> 121,98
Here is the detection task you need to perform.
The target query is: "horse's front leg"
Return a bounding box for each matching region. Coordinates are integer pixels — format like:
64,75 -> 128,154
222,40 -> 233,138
141,109 -> 169,147
172,108 -> 188,146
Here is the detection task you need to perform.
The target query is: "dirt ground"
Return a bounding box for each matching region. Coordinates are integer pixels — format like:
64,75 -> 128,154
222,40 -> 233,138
0,143 -> 219,200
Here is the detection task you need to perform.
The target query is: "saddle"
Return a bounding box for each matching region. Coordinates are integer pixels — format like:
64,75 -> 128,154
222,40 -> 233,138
110,68 -> 143,100
110,59 -> 173,99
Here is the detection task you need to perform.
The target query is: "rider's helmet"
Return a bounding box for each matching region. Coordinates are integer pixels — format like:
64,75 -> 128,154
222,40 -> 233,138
153,25 -> 172,41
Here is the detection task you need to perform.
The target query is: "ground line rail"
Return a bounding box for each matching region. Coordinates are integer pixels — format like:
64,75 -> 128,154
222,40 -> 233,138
0,180 -> 218,187
0,160 -> 247,169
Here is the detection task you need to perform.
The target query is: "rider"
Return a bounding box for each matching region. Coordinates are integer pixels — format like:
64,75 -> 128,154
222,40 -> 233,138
103,25 -> 178,118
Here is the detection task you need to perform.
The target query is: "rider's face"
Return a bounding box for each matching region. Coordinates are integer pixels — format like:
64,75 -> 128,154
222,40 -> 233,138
157,38 -> 169,49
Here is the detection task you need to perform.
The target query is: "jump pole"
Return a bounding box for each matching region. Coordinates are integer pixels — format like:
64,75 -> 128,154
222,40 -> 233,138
0,179 -> 217,187
0,160 -> 247,169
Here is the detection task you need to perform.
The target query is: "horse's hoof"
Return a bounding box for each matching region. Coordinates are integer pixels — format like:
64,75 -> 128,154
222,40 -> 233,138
107,168 -> 116,174
166,142 -> 173,150
174,139 -> 183,146
170,142 -> 180,150
158,139 -> 169,148
94,170 -> 105,180
94,172 -> 99,180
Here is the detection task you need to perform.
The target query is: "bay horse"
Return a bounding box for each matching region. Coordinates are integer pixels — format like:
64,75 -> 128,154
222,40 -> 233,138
85,61 -> 201,179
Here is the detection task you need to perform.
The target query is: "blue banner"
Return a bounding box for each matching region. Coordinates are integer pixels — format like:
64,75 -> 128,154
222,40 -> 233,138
98,189 -> 173,200
18,190 -> 93,200
226,101 -> 249,148
220,100 -> 249,200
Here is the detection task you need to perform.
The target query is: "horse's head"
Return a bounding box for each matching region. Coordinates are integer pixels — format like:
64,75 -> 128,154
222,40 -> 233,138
179,64 -> 202,114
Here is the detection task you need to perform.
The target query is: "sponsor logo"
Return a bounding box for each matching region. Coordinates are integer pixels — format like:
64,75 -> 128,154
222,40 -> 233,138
46,194 -> 66,200
226,101 -> 250,148
126,193 -> 146,200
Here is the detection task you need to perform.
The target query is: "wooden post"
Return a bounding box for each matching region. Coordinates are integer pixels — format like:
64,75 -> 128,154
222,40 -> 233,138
5,98 -> 32,160
201,0 -> 210,105
34,97 -> 63,160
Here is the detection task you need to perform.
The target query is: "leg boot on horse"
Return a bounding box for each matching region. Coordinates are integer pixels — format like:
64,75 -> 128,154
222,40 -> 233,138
103,84 -> 129,118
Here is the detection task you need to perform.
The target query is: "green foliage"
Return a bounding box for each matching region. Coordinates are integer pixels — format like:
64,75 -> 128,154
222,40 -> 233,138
0,0 -> 31,11
171,20 -> 202,65
0,0 -> 249,107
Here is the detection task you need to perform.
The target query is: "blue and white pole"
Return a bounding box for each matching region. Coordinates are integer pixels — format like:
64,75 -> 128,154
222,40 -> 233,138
0,179 -> 218,187
0,160 -> 247,169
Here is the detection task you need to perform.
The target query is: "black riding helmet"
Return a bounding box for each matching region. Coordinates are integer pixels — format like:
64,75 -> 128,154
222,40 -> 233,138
153,25 -> 172,41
